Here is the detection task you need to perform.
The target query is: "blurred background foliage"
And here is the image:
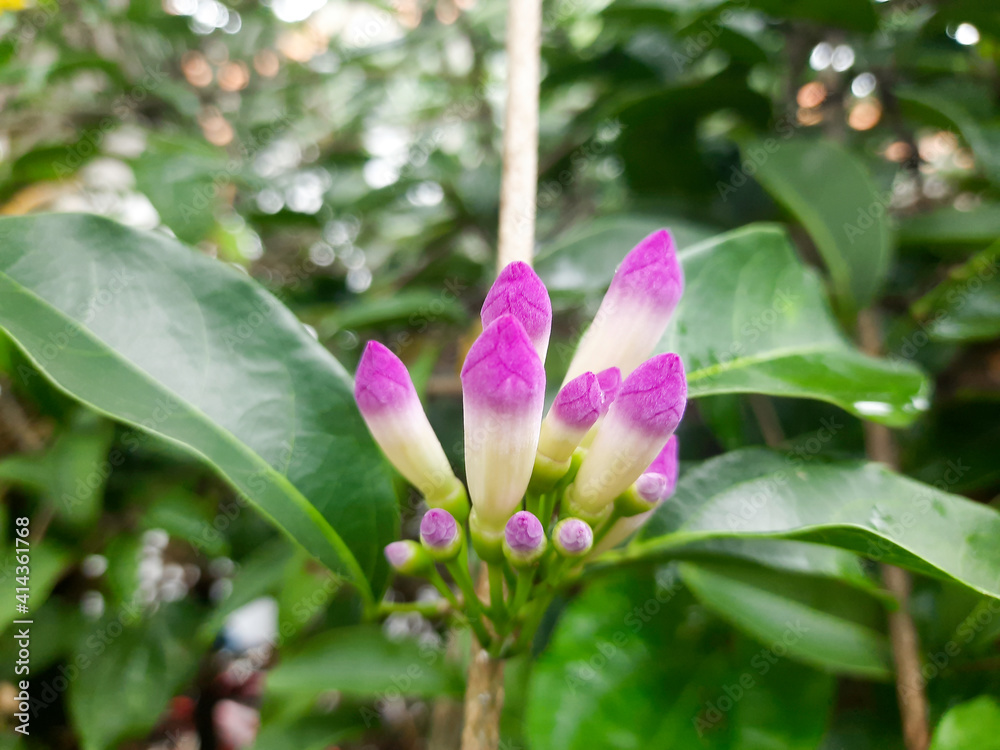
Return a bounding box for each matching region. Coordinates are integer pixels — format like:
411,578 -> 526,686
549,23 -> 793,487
0,0 -> 998,748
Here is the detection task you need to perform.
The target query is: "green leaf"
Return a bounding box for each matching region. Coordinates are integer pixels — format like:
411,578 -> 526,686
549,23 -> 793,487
542,222 -> 927,426
911,245 -> 1000,343
929,696 -> 1000,750
69,607 -> 201,750
0,541 -> 70,628
0,213 -> 397,605
679,560 -> 892,678
252,715 -> 364,750
526,572 -> 835,749
899,204 -> 1000,248
629,449 -> 1000,598
662,225 -> 926,426
748,139 -> 892,312
266,625 -> 464,698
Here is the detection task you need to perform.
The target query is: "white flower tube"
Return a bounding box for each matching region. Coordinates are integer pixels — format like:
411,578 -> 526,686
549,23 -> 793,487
566,353 -> 686,521
563,229 -> 684,384
354,341 -> 467,518
461,315 -> 546,540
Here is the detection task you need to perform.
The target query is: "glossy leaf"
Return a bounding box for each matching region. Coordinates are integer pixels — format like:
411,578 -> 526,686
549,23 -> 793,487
266,625 -> 464,698
541,222 -> 927,426
628,448 -> 1000,598
748,138 -> 892,311
661,225 -> 927,426
929,696 -> 1000,750
679,560 -> 892,678
526,573 -> 835,750
0,213 -> 397,605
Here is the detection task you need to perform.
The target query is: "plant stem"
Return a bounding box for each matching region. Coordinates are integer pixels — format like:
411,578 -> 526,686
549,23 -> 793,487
858,308 -> 930,750
487,562 -> 507,625
446,557 -> 492,648
590,508 -> 622,549
377,600 -> 448,617
508,568 -> 535,621
428,566 -> 463,610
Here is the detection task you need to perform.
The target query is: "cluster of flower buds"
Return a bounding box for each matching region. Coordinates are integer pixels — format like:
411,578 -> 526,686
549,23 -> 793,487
354,230 -> 687,654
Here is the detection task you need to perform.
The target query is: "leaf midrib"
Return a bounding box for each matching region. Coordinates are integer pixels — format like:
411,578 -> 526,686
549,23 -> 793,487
0,270 -> 373,604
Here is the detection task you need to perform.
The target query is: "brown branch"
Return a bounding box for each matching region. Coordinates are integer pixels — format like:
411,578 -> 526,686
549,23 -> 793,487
858,309 -> 930,750
495,0 -> 542,272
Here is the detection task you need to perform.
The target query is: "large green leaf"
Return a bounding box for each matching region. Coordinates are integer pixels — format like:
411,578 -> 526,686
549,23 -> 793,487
526,573 -> 835,750
0,213 -> 397,605
679,560 -> 892,678
929,696 -> 1000,750
662,225 -> 926,426
748,139 -> 892,312
540,222 -> 927,426
625,449 -> 1000,598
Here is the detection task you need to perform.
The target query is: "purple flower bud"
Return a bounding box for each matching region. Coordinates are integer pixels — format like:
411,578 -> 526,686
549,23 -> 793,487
562,230 -> 684,383
634,473 -> 668,504
553,518 -> 594,558
482,261 -> 552,362
461,315 -> 546,532
384,540 -> 430,575
537,372 -> 603,463
503,511 -> 547,566
596,367 -> 622,415
355,341 -> 461,505
641,435 -> 680,500
568,353 -> 687,518
420,508 -> 463,560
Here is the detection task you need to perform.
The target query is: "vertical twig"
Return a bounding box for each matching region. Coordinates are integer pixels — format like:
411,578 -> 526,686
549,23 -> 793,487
462,0 -> 542,746
495,0 -> 542,272
858,309 -> 930,750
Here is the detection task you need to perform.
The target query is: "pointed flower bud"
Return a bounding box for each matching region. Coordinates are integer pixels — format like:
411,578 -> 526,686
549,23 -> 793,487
552,518 -> 594,558
355,342 -> 467,518
384,540 -> 432,576
567,353 -> 686,520
461,315 -> 545,534
563,230 -> 684,383
482,261 -> 552,362
502,511 -> 547,568
537,372 -> 603,465
420,508 -> 463,561
617,436 -> 680,516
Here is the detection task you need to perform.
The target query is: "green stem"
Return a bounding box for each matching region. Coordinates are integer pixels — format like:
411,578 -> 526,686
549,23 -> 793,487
508,567 -> 535,621
445,557 -> 492,647
510,588 -> 555,655
488,562 -> 507,625
525,490 -> 541,516
427,566 -> 462,610
537,491 -> 554,528
377,600 -> 448,617
590,508 -> 622,549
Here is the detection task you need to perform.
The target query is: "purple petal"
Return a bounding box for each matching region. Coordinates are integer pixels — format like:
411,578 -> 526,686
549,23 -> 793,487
613,353 -> 687,436
420,508 -> 459,549
646,435 -> 680,496
556,518 -> 593,554
612,230 -> 684,313
482,261 -> 552,357
635,473 -> 668,503
354,340 -> 416,415
596,367 -> 622,415
384,541 -> 414,568
504,511 -> 545,553
461,315 -> 545,412
551,372 -> 604,430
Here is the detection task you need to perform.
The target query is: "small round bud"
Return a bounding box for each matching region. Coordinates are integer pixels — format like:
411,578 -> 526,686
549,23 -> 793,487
502,511 -> 547,568
384,540 -> 431,576
420,508 -> 463,561
552,518 -> 594,558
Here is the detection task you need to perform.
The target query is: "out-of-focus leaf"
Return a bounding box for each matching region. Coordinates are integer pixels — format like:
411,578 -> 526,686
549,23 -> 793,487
679,560 -> 892,678
629,449 -> 1000,598
68,607 -> 202,750
929,696 -> 1000,750
911,245 -> 1000,343
526,572 -> 835,749
748,138 -> 892,311
0,214 -> 397,606
899,204 -> 1000,248
266,625 -> 464,698
0,541 -> 70,628
313,289 -> 468,338
252,715 -> 364,750
904,400 -> 1000,494
536,213 -> 718,298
